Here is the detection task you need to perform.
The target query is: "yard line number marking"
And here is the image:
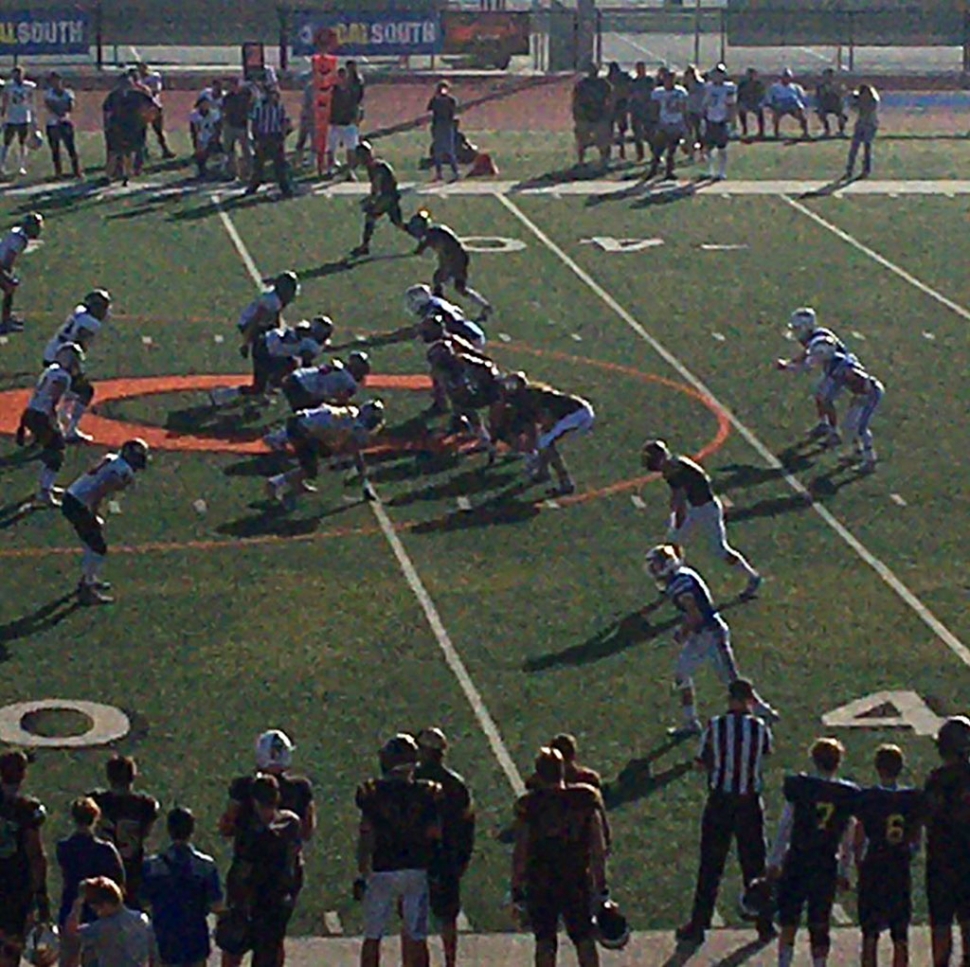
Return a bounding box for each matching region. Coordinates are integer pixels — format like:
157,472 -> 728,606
213,195 -> 526,797
496,192 -> 970,670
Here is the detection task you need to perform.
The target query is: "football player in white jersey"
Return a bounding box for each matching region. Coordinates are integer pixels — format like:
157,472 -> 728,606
775,306 -> 856,445
403,284 -> 486,348
648,67 -> 688,180
61,439 -> 150,605
702,64 -> 737,180
15,343 -> 84,508
833,360 -> 884,472
0,211 -> 42,333
135,61 -> 175,159
42,290 -> 112,442
265,400 -> 385,505
0,66 -> 38,177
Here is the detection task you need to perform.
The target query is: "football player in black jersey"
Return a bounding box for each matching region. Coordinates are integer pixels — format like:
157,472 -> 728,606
350,141 -> 407,258
767,738 -> 859,967
853,744 -> 923,967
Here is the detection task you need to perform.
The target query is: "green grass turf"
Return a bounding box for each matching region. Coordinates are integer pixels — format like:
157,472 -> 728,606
0,136 -> 969,934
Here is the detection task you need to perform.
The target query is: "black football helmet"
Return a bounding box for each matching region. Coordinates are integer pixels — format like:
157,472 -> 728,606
739,877 -> 777,922
594,898 -> 630,950
936,716 -> 970,758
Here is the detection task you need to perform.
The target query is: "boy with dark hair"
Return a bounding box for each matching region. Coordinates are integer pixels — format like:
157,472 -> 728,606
768,738 -> 859,967
89,754 -> 160,908
853,745 -> 923,967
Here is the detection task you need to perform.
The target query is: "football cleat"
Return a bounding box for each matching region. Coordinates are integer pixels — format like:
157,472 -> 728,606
31,489 -> 63,509
740,574 -> 763,601
595,898 -> 630,950
349,244 -> 370,258
65,428 -> 94,444
668,721 -> 703,740
78,582 -> 113,606
739,877 -> 777,923
674,921 -> 706,946
265,478 -> 287,503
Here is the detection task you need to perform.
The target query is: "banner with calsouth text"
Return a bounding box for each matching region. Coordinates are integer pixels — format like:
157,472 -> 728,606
0,9 -> 90,55
292,11 -> 441,57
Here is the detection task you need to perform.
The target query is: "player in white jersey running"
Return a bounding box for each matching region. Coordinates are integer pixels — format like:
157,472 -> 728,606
265,400 -> 385,505
61,439 -> 150,605
0,211 -> 42,333
42,290 -> 112,442
16,343 -> 85,508
648,67 -> 688,181
0,67 -> 38,177
702,64 -> 737,181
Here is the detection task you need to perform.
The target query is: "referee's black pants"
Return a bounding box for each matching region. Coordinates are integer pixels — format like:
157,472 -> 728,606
250,133 -> 292,196
690,791 -> 767,929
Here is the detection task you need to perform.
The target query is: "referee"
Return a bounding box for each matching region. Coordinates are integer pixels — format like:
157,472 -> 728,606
676,679 -> 774,947
246,86 -> 293,199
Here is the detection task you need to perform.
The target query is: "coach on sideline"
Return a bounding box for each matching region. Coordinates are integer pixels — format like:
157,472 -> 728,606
246,85 -> 293,199
676,679 -> 775,947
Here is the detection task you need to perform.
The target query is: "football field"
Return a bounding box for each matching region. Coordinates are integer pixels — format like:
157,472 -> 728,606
0,126 -> 969,948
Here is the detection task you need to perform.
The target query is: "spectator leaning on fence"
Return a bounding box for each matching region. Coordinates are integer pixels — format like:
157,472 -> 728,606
845,84 -> 879,179
43,71 -> 82,179
766,68 -> 809,139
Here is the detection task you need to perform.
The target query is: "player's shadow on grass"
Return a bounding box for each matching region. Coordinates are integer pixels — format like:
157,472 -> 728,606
796,172 -> 863,199
807,459 -> 871,497
713,449 -> 818,490
0,591 -> 81,649
387,467 -> 519,507
221,452 -> 296,478
629,181 -> 699,208
165,402 -> 270,439
523,611 -> 679,672
725,492 -> 814,523
216,498 -> 357,539
410,480 -> 541,534
707,938 -> 774,967
0,448 -> 38,475
602,740 -> 695,811
510,162 -> 615,192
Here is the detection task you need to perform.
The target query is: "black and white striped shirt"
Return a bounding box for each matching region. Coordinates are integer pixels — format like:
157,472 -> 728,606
251,99 -> 288,137
698,712 -> 771,796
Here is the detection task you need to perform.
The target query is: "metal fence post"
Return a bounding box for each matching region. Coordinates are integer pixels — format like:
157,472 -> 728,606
719,8 -> 725,64
848,10 -> 854,72
278,6 -> 289,72
95,0 -> 103,70
693,0 -> 700,65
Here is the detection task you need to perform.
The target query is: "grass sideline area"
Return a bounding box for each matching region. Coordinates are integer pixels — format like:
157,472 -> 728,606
0,127 -> 968,944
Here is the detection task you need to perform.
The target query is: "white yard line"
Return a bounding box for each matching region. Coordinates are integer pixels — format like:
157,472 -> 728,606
212,195 -> 526,798
496,192 -> 970,670
782,195 -> 970,324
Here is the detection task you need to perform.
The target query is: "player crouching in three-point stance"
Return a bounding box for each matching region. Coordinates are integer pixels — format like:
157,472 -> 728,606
61,439 -> 150,605
767,738 -> 859,967
265,400 -> 385,505
42,289 -> 112,443
494,372 -> 594,496
644,543 -> 778,738
16,342 -> 85,508
641,439 -> 762,600
406,210 -> 492,322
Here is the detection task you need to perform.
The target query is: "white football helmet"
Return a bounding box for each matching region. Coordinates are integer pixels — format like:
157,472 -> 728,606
644,543 -> 683,589
405,284 -> 433,318
788,307 -> 817,343
24,923 -> 59,967
255,729 -> 295,770
54,341 -> 85,374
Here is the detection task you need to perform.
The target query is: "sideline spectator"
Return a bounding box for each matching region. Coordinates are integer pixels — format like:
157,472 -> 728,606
0,66 -> 38,177
66,876 -> 155,967
845,84 -> 879,179
512,747 -> 608,967
136,61 -> 175,158
648,67 -> 688,180
572,63 -> 613,167
189,96 -> 223,180
605,62 -> 630,160
225,774 -> 303,967
355,733 -> 441,967
329,68 -> 361,178
737,67 -> 765,139
89,754 -> 160,909
347,59 -> 366,128
0,751 -> 50,967
815,68 -> 847,137
57,797 -> 125,967
415,728 -> 475,967
102,72 -> 155,186
294,76 -> 315,169
628,61 -> 656,162
142,807 -> 223,967
43,71 -> 82,178
246,86 -> 293,198
675,680 -> 774,947
766,68 -> 809,139
428,80 -> 460,182
222,77 -> 254,182
683,64 -> 706,159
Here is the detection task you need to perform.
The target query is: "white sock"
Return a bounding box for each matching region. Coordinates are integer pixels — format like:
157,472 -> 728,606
39,467 -> 57,494
718,149 -> 727,177
779,944 -> 795,967
66,402 -> 87,434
